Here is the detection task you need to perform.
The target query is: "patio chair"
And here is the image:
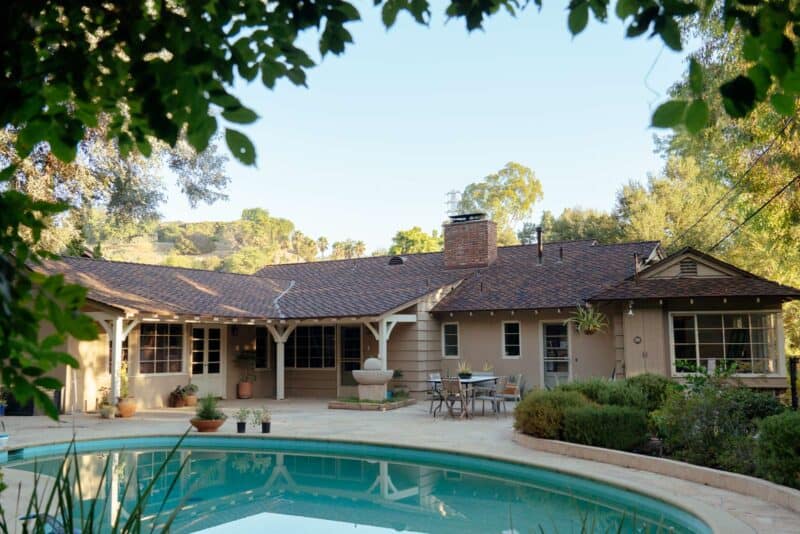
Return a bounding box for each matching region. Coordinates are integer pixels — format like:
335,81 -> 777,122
496,374 -> 522,405
474,376 -> 509,416
427,372 -> 443,414
440,377 -> 469,419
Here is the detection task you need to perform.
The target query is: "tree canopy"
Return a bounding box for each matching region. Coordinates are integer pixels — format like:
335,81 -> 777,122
389,227 -> 442,255
458,162 -> 543,245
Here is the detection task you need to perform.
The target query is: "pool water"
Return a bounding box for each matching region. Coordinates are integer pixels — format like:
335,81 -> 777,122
4,437 -> 709,533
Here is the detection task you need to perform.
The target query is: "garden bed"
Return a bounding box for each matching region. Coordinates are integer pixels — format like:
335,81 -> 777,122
513,432 -> 800,514
328,397 -> 417,411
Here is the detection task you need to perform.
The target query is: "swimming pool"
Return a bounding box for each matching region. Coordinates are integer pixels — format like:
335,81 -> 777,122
3,436 -> 710,533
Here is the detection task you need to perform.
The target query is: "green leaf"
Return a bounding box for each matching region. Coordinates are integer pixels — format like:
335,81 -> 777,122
685,99 -> 709,133
770,93 -> 796,116
615,0 -> 637,19
222,107 -> 259,124
651,99 -> 688,128
568,3 -> 590,35
382,0 -> 402,28
658,17 -> 682,51
720,75 -> 757,118
225,128 -> 256,166
34,376 -> 64,390
742,36 -> 761,62
747,64 -> 771,100
689,58 -> 703,95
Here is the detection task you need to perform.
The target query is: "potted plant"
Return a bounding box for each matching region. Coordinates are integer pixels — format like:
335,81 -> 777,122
234,408 -> 250,433
457,361 -> 472,379
190,394 -> 227,432
482,362 -> 494,373
98,387 -> 116,419
169,385 -> 186,408
116,361 -> 137,418
235,351 -> 257,399
259,407 -> 271,433
565,303 -> 608,335
183,383 -> 199,406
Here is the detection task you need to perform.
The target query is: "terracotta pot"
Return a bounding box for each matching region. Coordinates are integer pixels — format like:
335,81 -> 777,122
184,394 -> 198,407
190,418 -> 225,433
237,381 -> 253,399
170,394 -> 186,408
116,397 -> 137,418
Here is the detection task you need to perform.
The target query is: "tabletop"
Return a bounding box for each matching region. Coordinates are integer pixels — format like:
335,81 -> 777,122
429,375 -> 497,384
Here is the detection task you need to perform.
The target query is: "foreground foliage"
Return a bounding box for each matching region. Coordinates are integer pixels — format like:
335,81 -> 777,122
563,405 -> 649,451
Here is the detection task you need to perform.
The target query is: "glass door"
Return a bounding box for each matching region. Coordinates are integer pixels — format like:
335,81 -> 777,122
543,323 -> 570,389
191,326 -> 226,397
339,326 -> 362,395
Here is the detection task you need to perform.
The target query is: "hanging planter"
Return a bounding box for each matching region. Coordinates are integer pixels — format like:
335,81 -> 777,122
565,304 -> 608,335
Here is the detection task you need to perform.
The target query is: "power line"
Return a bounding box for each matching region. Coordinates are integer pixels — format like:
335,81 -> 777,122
667,116 -> 795,248
707,173 -> 800,252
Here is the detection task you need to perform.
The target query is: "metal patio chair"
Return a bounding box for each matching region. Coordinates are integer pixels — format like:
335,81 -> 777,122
440,377 -> 469,419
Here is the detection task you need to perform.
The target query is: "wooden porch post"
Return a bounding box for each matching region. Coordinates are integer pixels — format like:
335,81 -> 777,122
378,319 -> 388,371
110,316 -> 123,402
267,324 -> 296,401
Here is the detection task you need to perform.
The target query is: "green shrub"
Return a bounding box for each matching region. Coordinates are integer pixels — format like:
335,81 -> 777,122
562,405 -> 649,451
196,394 -> 226,420
655,386 -> 754,469
722,387 -> 784,422
625,373 -> 677,413
514,390 -> 588,439
558,379 -> 647,411
757,411 -> 800,488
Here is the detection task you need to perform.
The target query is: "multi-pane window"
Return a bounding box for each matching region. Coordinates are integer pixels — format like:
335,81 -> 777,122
671,312 -> 780,374
543,323 -> 570,388
254,327 -> 272,370
503,322 -> 521,357
285,326 -> 335,369
139,324 -> 183,374
107,337 -> 129,374
442,323 -> 459,358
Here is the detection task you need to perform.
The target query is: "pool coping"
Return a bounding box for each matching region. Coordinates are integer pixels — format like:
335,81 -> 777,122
513,432 -> 800,516
3,432 -> 751,533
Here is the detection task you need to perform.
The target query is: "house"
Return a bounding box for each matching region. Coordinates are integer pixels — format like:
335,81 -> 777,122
40,213 -> 800,411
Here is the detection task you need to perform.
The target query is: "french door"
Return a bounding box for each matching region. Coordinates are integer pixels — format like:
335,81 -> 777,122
542,323 -> 570,389
190,326 -> 226,398
338,326 -> 361,396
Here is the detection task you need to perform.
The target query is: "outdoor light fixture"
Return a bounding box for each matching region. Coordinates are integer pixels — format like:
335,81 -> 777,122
627,300 -> 635,316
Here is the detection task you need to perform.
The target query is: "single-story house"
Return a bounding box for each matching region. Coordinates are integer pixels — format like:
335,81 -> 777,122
39,213 -> 800,411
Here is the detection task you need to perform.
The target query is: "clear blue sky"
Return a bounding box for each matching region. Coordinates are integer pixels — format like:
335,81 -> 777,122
163,5 -> 690,252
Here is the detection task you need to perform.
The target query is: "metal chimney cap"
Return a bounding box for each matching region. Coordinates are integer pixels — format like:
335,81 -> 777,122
448,212 -> 486,223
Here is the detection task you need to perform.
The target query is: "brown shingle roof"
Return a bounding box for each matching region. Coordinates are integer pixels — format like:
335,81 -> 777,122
39,257 -> 290,319
430,240 -> 660,312
588,277 -> 800,301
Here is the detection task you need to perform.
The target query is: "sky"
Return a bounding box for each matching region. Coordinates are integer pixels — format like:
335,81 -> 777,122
162,5 -> 691,252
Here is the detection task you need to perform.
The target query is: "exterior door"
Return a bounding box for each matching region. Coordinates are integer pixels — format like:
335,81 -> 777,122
338,326 -> 362,397
190,326 -> 226,398
542,323 -> 570,389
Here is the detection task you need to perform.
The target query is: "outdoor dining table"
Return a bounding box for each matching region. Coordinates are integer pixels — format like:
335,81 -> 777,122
428,375 -> 498,417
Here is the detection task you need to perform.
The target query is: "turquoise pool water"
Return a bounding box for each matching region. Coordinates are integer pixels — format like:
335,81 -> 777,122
3,436 -> 709,533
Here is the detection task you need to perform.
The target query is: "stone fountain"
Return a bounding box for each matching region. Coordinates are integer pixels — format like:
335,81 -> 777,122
352,357 -> 393,401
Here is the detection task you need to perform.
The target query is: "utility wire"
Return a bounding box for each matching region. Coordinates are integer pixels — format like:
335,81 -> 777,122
707,173 -> 800,252
666,116 -> 795,249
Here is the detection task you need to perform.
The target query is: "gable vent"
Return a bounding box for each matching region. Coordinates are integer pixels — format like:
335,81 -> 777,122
679,258 -> 698,276
388,256 -> 406,266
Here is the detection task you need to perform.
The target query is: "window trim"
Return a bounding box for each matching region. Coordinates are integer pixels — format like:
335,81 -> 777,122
538,320 -> 572,387
441,322 -> 460,359
668,310 -> 785,377
136,322 -> 186,376
501,321 -> 522,359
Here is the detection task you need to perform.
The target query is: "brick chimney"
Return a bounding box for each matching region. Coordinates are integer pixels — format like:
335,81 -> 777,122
443,213 -> 497,269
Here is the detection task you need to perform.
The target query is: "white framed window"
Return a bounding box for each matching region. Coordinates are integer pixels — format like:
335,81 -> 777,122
669,311 -> 784,376
502,321 -> 521,358
442,322 -> 459,359
284,326 -> 336,369
139,323 -> 184,374
540,321 -> 571,388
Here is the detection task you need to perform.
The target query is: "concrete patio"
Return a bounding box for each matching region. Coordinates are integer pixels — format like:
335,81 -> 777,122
1,399 -> 798,533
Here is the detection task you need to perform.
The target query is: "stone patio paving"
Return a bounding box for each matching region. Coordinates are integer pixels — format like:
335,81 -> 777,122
1,399 -> 798,533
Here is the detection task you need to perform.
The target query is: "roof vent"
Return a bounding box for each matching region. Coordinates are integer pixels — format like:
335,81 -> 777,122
388,256 -> 406,266
679,258 -> 698,276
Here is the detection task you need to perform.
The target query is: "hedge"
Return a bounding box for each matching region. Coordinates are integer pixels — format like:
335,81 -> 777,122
562,405 -> 649,451
757,411 -> 800,489
558,379 -> 647,411
514,390 -> 588,439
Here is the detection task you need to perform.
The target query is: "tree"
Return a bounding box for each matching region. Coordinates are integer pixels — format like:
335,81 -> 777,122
389,227 -> 442,255
458,162 -> 543,245
330,239 -> 367,260
291,231 -> 318,262
519,208 -> 623,244
317,237 -> 329,259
